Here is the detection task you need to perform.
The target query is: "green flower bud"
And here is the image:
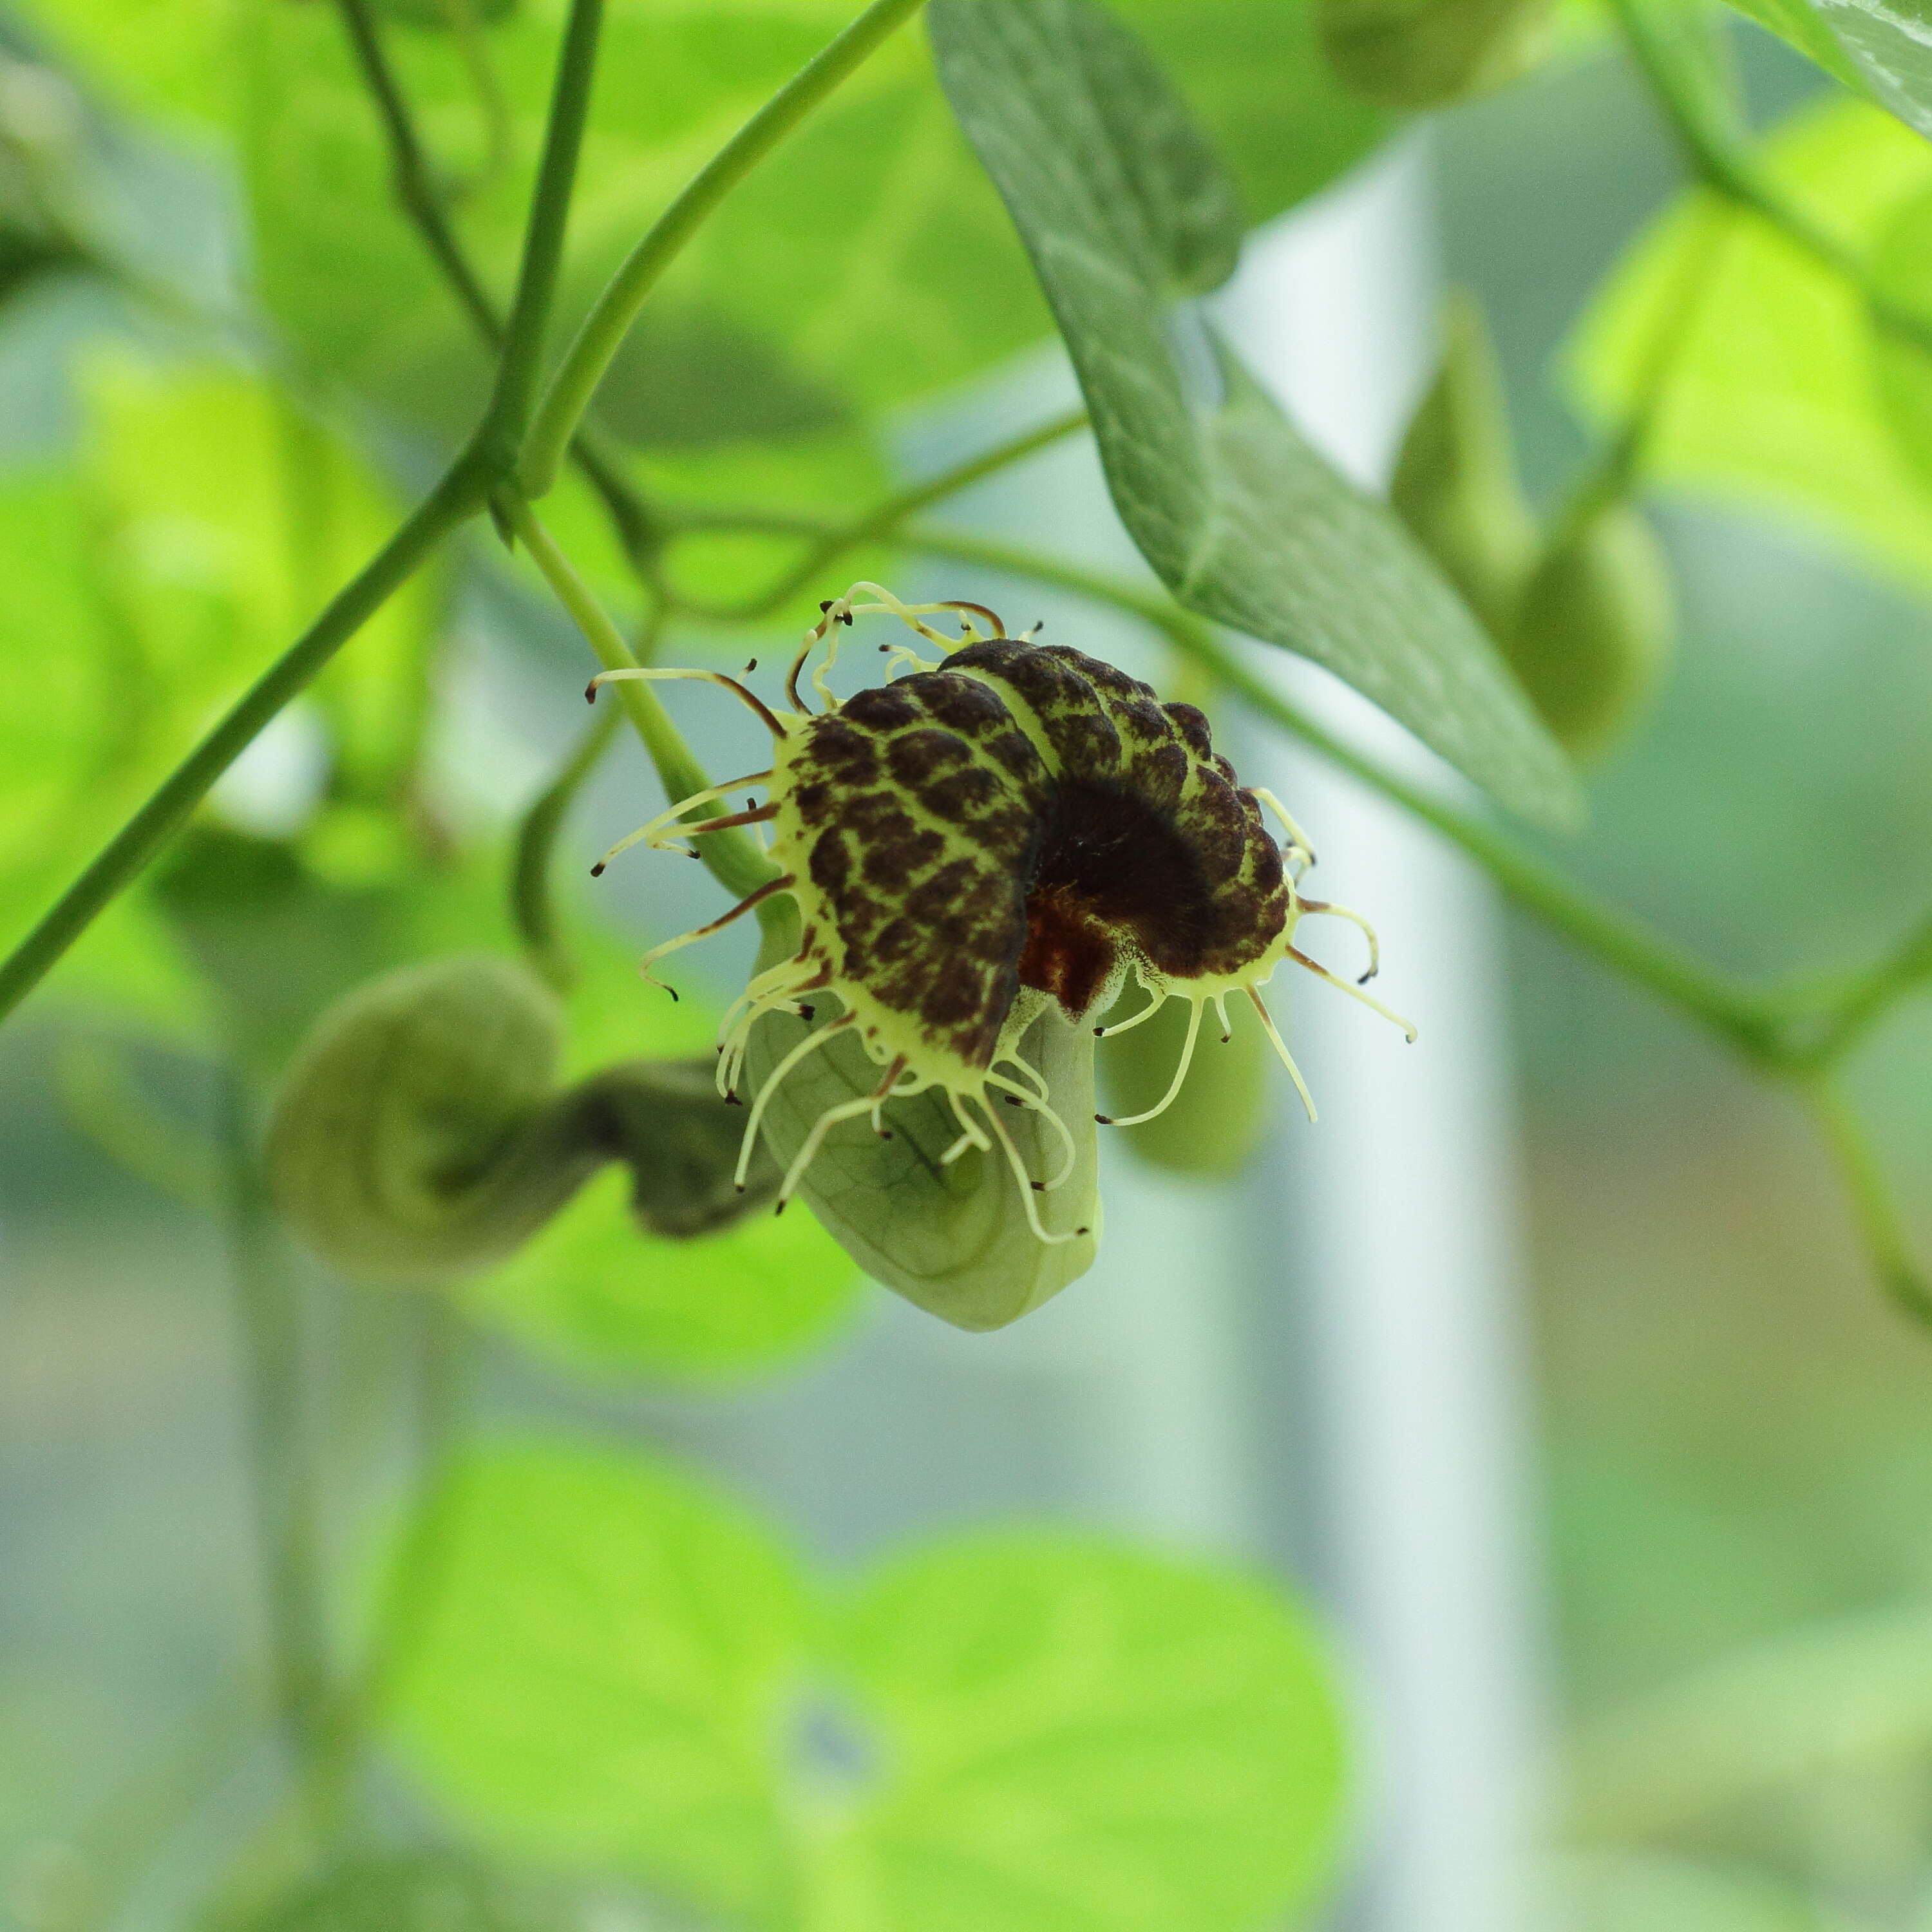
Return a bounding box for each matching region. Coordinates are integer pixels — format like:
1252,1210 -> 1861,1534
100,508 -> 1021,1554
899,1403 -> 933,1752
1097,981 -> 1271,1180
1316,0 -> 1555,108
267,955 -> 775,1282
1391,291 -> 1537,639
1504,503 -> 1674,762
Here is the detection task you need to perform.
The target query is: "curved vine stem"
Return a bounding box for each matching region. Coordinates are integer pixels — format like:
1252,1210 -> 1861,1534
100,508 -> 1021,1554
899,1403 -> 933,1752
499,491 -> 783,907
331,0 -> 667,587
511,699 -> 625,991
1803,1076 -> 1932,1323
518,0 -> 929,498
681,407 -> 1091,623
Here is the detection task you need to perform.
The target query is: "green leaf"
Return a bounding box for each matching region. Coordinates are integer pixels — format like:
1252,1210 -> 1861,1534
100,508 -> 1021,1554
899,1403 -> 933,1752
1782,0 -> 1932,139
225,1852 -> 575,1932
0,356 -> 440,1018
466,1164 -> 861,1379
389,1443 -> 811,1927
28,0 -> 1387,431
1570,97 -> 1932,595
931,0 -> 1581,829
1719,0 -> 1865,94
390,1442 -> 1350,1932
827,1532 -> 1349,1932
1870,183 -> 1932,488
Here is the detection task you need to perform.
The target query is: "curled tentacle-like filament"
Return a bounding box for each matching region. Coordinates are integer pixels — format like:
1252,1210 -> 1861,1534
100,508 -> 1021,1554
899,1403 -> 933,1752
592,771 -> 775,874
636,874 -> 794,994
1295,896 -> 1383,983
587,666 -> 787,738
1095,998 -> 1203,1130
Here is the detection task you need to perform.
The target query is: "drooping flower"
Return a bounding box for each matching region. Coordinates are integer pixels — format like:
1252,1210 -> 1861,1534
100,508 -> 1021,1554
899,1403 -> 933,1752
589,583 -> 1412,1253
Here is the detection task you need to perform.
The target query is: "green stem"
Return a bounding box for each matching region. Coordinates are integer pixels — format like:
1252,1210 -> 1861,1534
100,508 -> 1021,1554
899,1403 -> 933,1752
1803,1076 -> 1932,1327
0,0 -> 613,1031
501,493 -> 782,905
479,0 -> 605,453
519,0 -> 929,498
220,1070 -> 345,1841
334,0 -> 501,343
671,408 -> 1091,621
511,697 -> 623,990
1607,0 -> 1932,361
0,460 -> 486,1028
1789,904 -> 1932,1070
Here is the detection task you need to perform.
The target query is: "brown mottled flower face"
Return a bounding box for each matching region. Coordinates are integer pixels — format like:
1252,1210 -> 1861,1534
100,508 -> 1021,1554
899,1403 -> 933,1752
777,641 -> 1294,1072
586,583 -> 1413,1253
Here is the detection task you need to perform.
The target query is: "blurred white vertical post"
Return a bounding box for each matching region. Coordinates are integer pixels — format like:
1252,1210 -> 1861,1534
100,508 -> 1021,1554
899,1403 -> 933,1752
1218,144 -> 1549,1932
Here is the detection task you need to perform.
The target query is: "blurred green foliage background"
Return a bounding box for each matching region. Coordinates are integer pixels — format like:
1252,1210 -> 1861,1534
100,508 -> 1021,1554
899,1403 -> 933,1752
9,2 -> 1932,1930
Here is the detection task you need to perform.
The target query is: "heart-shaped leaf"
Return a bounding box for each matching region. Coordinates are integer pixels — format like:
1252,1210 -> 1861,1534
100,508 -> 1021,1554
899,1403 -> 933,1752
388,1442 -> 1350,1932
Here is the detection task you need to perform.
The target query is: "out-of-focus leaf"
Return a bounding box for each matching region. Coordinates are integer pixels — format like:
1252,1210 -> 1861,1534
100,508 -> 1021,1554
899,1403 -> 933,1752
1785,0 -> 1932,141
1571,97 -> 1932,594
390,1442 -> 1351,1932
0,356 -> 441,1022
26,0 -> 1388,433
82,357 -> 439,802
388,1443 -> 811,1927
827,1531 -> 1349,1932
377,0 -> 520,28
1097,980 -> 1273,1177
468,1165 -> 861,1378
225,1852 -> 575,1932
12,0 -> 231,129
531,420 -> 896,630
465,919 -> 863,1377
595,303 -> 848,450
931,0 -> 1580,829
1870,184 -> 1932,488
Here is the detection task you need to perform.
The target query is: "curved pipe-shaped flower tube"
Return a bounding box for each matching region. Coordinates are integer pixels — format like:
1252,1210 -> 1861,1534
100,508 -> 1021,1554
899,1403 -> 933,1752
267,954 -> 776,1282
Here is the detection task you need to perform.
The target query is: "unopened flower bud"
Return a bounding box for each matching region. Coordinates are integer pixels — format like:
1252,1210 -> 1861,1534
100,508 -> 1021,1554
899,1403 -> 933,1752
1505,503 -> 1674,761
1391,291 -> 1537,640
1317,0 -> 1555,109
267,955 -> 776,1282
